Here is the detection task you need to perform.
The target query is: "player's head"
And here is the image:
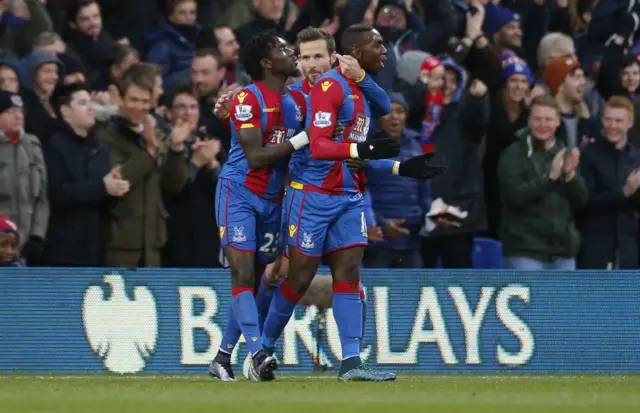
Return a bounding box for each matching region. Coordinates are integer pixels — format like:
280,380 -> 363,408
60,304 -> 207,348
296,27 -> 336,85
340,24 -> 387,74
243,30 -> 299,81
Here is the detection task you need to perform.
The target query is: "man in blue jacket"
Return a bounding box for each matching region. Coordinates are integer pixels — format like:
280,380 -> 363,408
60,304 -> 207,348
364,92 -> 430,268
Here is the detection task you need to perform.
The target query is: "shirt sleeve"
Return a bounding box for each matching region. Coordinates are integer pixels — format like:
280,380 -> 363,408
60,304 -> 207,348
289,89 -> 308,132
357,73 -> 391,118
366,159 -> 396,173
308,79 -> 353,160
231,89 -> 261,131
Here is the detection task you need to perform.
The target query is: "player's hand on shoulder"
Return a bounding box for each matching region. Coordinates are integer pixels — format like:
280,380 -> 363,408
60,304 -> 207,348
337,54 -> 364,81
399,153 -> 447,179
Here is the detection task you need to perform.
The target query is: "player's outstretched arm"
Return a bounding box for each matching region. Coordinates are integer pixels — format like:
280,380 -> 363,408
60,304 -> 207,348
366,133 -> 447,179
237,127 -> 303,169
309,79 -> 400,160
231,89 -> 308,169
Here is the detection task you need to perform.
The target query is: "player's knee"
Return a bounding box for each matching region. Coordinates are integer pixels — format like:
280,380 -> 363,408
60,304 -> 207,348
231,264 -> 255,288
333,258 -> 361,282
288,270 -> 315,294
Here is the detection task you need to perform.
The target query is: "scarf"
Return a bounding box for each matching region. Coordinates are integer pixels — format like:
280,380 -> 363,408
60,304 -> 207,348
420,90 -> 443,153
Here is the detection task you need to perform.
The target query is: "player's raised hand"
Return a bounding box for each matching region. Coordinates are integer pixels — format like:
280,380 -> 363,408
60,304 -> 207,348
336,54 -> 364,81
353,129 -> 400,159
398,153 -> 447,179
214,92 -> 233,119
469,79 -> 488,97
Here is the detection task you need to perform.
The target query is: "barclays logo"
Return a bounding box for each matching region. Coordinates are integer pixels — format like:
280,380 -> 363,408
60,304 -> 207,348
82,272 -> 158,374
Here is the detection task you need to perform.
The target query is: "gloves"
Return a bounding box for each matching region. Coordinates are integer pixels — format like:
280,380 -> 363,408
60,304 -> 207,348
398,153 -> 447,179
355,130 -> 400,159
22,235 -> 45,263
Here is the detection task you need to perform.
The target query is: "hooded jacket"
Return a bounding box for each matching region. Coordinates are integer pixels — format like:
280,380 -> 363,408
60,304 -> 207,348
424,59 -> 489,236
21,50 -> 64,143
146,22 -> 200,92
0,58 -> 24,88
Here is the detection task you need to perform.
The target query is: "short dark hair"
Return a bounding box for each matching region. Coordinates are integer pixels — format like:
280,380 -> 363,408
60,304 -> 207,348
119,63 -> 156,96
167,83 -> 197,108
68,0 -> 99,23
297,27 -> 336,54
103,43 -> 138,68
340,24 -> 375,54
622,54 -> 640,71
52,82 -> 89,121
194,47 -> 223,64
242,30 -> 281,81
196,24 -> 229,50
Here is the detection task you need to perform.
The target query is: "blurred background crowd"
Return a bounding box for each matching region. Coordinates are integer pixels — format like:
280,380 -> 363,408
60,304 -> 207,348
1,0 -> 640,270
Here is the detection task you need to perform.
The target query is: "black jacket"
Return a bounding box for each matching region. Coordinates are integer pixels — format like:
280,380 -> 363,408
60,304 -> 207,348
578,138 -> 640,269
162,132 -> 227,268
429,91 -> 490,236
483,92 -> 529,238
42,126 -> 112,266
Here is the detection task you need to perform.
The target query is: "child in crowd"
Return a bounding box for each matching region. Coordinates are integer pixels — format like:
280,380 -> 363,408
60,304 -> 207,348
419,55 -> 445,153
0,215 -> 23,267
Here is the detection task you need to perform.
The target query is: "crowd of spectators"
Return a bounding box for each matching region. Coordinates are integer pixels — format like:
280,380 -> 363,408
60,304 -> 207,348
1,0 -> 640,271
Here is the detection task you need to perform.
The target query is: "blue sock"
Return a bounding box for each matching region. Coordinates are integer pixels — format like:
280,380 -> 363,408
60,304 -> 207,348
360,287 -> 367,348
261,279 -> 302,350
219,302 -> 242,354
333,281 -> 362,360
256,274 -> 280,333
231,289 -> 263,355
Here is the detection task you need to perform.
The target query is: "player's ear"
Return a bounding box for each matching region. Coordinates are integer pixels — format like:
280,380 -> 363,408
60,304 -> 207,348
260,58 -> 272,71
330,52 -> 337,65
350,47 -> 362,61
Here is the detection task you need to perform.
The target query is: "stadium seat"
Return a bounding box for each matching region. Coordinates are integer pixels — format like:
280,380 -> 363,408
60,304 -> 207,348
472,237 -> 503,269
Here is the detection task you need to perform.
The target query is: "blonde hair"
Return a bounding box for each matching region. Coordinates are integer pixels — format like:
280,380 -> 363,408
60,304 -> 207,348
605,96 -> 635,123
530,94 -> 560,112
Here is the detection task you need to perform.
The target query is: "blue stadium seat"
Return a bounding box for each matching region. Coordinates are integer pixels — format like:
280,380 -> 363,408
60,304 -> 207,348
472,237 -> 503,269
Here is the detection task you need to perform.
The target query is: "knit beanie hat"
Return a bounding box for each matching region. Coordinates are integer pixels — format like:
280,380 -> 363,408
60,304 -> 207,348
542,56 -> 581,95
501,50 -> 532,84
388,92 -> 409,112
396,50 -> 432,85
0,215 -> 19,239
483,4 -> 519,39
421,55 -> 442,72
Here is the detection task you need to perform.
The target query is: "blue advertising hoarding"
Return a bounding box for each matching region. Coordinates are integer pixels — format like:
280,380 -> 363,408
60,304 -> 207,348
0,268 -> 639,373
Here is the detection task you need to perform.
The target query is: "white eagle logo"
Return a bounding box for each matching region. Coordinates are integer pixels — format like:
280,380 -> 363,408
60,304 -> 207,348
82,272 -> 158,374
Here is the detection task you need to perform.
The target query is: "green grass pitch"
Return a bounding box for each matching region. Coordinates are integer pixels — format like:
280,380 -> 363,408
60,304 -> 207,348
2,374 -> 640,413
